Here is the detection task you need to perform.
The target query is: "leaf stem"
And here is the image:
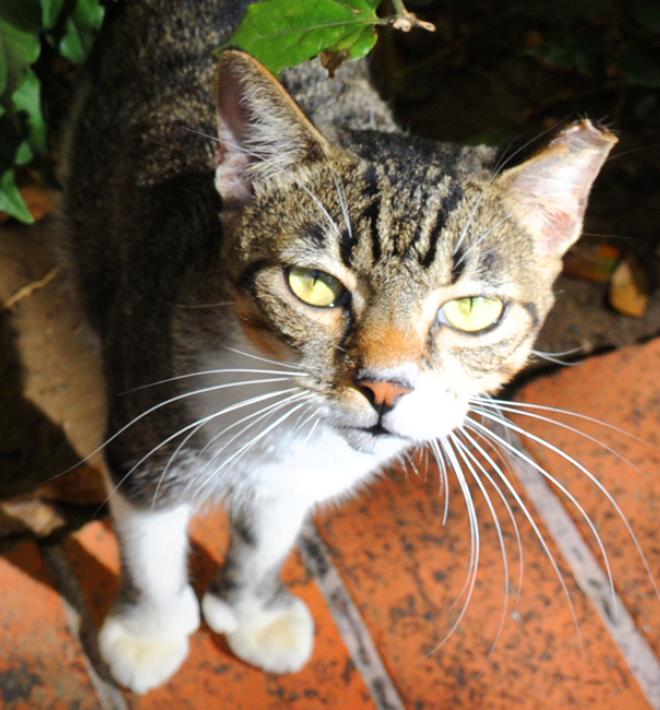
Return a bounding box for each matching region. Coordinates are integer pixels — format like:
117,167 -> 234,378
388,0 -> 436,33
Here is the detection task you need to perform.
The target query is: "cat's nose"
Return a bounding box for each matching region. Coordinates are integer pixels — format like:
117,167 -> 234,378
356,378 -> 413,415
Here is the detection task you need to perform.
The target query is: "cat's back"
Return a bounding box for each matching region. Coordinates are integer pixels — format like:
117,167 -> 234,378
63,0 -> 251,329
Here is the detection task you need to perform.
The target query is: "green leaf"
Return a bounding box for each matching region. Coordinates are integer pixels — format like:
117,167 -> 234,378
12,69 -> 47,154
59,0 -> 105,64
618,48 -> 660,88
40,0 -> 66,30
0,0 -> 41,33
0,18 -> 40,99
226,0 -> 381,74
0,167 -> 33,223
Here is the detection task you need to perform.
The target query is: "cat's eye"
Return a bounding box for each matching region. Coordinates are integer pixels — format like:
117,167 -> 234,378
287,266 -> 347,308
440,296 -> 504,333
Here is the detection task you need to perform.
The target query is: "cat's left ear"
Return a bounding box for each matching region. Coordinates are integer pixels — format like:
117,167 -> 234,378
496,120 -> 617,257
214,50 -> 331,206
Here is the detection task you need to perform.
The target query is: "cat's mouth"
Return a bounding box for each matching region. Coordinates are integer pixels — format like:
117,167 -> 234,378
336,422 -> 410,454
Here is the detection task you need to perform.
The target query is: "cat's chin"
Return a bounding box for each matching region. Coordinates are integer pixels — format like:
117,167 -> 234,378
336,425 -> 410,457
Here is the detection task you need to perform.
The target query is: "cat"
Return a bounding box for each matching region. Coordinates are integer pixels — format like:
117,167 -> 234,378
62,0 -> 617,694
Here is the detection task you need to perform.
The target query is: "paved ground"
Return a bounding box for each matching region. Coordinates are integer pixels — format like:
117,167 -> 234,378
0,219 -> 658,708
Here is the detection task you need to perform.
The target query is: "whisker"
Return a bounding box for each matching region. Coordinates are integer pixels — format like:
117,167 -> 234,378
47,377 -> 300,489
152,390 -> 307,509
184,126 -> 345,241
471,399 -> 646,479
463,427 -> 525,608
99,386 -> 301,514
475,395 -> 652,447
126,370 -> 299,393
429,440 -> 450,525
462,421 -> 583,652
469,415 -> 618,612
222,345 -> 322,373
530,350 -> 580,367
194,399 -> 310,506
451,432 -> 510,656
475,408 -> 659,601
428,436 -> 480,651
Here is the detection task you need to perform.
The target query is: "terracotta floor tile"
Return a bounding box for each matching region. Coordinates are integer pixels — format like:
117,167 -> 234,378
64,513 -> 374,707
512,338 -> 660,655
315,462 -> 652,709
0,541 -> 98,708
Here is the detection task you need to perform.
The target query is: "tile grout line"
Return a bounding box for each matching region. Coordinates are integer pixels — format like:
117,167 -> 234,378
42,544 -> 128,710
504,437 -> 660,710
299,521 -> 406,710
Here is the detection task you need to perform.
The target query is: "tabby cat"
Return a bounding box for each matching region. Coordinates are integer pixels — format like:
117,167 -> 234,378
63,0 -> 616,693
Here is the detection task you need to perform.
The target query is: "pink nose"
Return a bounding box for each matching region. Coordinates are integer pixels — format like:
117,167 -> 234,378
356,379 -> 413,412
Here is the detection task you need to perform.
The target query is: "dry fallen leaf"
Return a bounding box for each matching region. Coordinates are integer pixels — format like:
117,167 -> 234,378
609,252 -> 650,318
564,243 -> 622,283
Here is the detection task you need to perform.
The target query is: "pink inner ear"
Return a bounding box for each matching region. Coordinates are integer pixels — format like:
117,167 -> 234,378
499,120 -> 618,257
215,68 -> 254,206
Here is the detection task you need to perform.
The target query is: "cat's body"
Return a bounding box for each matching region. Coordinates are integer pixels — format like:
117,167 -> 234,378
63,0 -> 616,693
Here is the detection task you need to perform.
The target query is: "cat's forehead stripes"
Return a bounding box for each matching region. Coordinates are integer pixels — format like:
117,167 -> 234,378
334,160 -> 467,277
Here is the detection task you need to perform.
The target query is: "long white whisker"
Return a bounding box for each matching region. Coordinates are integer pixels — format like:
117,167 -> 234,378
462,427 -> 525,607
201,391 -> 308,464
471,399 -> 645,478
331,171 -> 353,239
469,414 -> 617,611
462,420 -> 583,652
194,399 -> 309,506
475,408 -> 660,601
152,390 -> 306,509
303,411 -> 322,446
428,436 -> 480,651
184,126 -> 345,242
451,432 -> 510,656
100,386 -> 301,512
50,377 -> 298,489
221,345 -> 322,372
429,440 -> 450,525
126,368 -> 304,393
475,395 -> 652,446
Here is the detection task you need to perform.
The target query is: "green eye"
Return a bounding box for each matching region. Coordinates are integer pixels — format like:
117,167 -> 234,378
441,296 -> 504,332
287,266 -> 346,308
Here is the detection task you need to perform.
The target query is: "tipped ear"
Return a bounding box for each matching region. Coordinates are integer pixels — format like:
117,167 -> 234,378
214,50 -> 330,206
496,120 -> 618,257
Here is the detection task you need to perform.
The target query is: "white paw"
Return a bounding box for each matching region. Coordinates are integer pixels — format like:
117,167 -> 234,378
98,618 -> 190,694
225,597 -> 314,674
202,592 -> 238,634
98,585 -> 200,693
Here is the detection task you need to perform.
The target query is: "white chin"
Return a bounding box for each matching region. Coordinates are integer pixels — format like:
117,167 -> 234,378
339,428 -> 409,458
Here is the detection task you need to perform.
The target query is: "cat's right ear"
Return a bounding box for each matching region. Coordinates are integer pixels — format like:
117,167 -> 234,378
214,50 -> 331,206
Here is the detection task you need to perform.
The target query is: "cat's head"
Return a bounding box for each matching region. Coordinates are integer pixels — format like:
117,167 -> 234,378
211,50 -> 616,455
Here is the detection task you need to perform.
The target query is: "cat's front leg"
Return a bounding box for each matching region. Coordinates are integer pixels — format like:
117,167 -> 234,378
98,488 -> 199,693
202,499 -> 313,674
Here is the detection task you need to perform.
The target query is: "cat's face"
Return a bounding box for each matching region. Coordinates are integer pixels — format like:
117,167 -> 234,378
212,51 -> 616,455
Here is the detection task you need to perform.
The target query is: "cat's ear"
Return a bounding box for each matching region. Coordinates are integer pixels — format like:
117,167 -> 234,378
496,120 -> 617,257
214,50 -> 330,206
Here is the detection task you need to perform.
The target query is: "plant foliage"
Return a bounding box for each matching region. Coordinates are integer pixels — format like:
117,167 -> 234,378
0,0 -> 104,222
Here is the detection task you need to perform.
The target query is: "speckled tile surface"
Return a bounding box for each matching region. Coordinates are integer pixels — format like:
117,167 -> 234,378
512,339 -> 660,657
315,464 -> 652,709
0,541 -> 99,708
